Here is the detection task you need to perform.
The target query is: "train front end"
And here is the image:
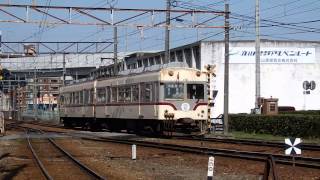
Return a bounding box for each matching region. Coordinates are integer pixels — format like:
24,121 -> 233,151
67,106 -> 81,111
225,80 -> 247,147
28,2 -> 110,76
159,68 -> 210,134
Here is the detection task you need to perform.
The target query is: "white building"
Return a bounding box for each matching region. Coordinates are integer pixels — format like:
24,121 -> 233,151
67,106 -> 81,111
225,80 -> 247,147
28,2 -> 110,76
200,40 -> 319,116
119,40 -> 320,116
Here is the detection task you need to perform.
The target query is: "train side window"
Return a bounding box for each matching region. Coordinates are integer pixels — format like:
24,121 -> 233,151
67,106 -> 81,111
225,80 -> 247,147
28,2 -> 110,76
153,82 -> 159,101
119,86 -> 131,102
75,91 -> 80,104
145,83 -> 153,102
83,90 -> 88,105
71,92 -> 75,104
89,89 -> 94,104
111,87 -> 117,102
97,88 -> 106,104
79,91 -> 84,104
132,85 -> 139,102
70,92 -> 72,104
187,84 -> 204,100
106,87 -> 111,103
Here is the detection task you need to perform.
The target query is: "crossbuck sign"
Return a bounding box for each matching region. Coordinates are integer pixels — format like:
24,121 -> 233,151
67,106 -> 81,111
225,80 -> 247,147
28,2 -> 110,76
285,138 -> 302,155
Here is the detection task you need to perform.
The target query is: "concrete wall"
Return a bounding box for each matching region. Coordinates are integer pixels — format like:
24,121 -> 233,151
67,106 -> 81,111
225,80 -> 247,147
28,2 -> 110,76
201,40 -> 320,117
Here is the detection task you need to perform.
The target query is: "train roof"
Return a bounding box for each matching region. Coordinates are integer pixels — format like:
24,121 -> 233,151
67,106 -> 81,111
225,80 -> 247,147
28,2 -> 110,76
65,62 -> 199,87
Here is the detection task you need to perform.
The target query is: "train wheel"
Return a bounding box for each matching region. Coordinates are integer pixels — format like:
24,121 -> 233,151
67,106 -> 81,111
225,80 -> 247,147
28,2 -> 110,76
162,119 -> 175,137
82,121 -> 91,130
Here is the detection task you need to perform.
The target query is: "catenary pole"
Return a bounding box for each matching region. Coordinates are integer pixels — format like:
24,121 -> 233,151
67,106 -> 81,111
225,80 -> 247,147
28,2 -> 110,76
113,26 -> 118,75
223,1 -> 229,134
255,0 -> 261,112
164,0 -> 171,64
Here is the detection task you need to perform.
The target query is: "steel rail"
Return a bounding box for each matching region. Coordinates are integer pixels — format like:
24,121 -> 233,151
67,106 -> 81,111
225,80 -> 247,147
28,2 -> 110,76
24,126 -> 106,180
47,138 -> 106,180
26,130 -> 53,180
173,136 -> 320,151
17,123 -> 320,169
78,135 -> 320,169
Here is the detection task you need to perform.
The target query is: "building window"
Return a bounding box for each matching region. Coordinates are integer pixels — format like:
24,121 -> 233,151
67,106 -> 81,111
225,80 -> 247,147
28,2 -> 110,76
138,60 -> 143,67
143,59 -> 149,67
155,56 -> 161,64
176,50 -> 183,62
184,48 -> 192,67
170,52 -> 175,62
149,58 -> 155,66
270,103 -> 276,111
193,46 -> 201,69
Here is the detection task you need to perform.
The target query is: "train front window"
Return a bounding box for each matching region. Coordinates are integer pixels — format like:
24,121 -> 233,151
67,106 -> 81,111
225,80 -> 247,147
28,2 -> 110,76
187,84 -> 204,100
164,83 -> 184,99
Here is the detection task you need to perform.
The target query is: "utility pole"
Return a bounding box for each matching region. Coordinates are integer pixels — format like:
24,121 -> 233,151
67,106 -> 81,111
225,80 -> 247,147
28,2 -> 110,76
255,0 -> 261,113
62,53 -> 66,86
0,31 -> 2,54
223,1 -> 230,134
33,67 -> 37,121
113,26 -> 118,75
164,0 -> 171,64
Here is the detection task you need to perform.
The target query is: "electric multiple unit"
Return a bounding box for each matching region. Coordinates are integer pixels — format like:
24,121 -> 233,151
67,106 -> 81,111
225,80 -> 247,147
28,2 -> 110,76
59,67 -> 209,134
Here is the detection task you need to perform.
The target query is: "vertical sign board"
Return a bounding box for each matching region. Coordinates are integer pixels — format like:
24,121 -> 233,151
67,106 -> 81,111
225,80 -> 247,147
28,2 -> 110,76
211,116 -> 224,132
285,138 -> 302,155
132,144 -> 136,160
207,156 -> 215,180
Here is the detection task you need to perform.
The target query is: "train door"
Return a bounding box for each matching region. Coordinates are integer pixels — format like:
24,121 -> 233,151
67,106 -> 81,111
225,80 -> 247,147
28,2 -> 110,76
80,90 -> 85,116
93,80 -> 97,118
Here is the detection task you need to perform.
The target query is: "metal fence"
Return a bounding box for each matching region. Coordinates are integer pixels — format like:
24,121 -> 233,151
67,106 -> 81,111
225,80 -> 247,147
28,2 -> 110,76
22,110 -> 60,123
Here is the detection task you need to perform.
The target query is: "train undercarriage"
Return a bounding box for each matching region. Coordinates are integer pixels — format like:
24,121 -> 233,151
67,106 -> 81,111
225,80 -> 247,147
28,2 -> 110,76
61,117 -> 208,135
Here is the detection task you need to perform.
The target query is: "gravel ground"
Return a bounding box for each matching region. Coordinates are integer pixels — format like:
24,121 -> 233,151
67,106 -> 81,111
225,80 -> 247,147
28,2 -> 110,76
0,139 -> 44,180
1,122 -> 319,180
56,138 -> 264,180
139,137 -> 320,158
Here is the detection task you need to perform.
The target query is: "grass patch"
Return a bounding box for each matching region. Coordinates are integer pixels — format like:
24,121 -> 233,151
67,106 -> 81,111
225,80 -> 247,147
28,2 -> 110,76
228,131 -> 320,144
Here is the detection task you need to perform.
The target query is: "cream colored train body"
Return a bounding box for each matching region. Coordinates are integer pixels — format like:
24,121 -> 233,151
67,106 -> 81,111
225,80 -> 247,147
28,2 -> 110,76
59,67 -> 209,134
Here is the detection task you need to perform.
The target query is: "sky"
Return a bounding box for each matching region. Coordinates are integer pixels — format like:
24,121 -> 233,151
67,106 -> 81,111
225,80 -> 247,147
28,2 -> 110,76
0,0 -> 320,54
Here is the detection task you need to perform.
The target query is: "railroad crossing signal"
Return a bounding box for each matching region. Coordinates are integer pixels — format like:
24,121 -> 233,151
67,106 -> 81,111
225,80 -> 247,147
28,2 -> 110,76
285,138 -> 302,155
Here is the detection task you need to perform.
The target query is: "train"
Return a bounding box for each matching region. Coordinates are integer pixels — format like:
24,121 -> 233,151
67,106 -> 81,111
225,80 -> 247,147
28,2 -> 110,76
59,66 -> 211,134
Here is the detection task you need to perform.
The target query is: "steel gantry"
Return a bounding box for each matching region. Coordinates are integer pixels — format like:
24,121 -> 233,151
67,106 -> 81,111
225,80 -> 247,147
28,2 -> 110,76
0,3 -> 226,28
0,41 -> 113,55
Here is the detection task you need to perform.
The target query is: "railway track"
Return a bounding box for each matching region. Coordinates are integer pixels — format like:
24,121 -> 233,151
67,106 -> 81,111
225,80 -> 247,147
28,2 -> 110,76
17,120 -> 320,152
24,127 -> 106,180
77,134 -> 320,169
172,136 -> 320,151
9,121 -> 320,169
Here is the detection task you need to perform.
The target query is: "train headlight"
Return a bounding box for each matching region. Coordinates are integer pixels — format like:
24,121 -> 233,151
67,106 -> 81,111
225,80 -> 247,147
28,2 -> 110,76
168,70 -> 174,76
196,71 -> 201,77
181,103 -> 190,111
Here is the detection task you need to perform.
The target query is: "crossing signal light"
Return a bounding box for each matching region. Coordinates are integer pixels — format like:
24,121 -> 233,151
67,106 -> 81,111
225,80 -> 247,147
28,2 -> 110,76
205,64 -> 216,77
